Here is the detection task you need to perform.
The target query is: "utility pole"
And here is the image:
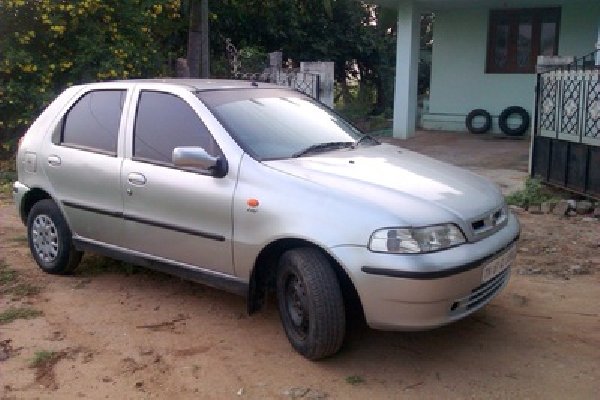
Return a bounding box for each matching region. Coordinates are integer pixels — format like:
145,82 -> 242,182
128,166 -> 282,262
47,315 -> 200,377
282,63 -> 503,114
200,0 -> 210,78
187,0 -> 210,78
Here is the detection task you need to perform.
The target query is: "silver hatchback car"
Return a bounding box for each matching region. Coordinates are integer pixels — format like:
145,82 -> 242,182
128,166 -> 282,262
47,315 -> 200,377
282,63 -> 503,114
14,79 -> 519,359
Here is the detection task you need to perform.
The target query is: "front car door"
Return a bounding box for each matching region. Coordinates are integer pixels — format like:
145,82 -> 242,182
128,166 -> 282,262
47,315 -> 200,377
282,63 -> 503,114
43,86 -> 130,245
120,87 -> 237,275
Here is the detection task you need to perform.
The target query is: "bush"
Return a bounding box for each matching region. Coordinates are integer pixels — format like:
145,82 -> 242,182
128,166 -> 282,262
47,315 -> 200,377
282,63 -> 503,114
0,0 -> 186,158
505,178 -> 558,208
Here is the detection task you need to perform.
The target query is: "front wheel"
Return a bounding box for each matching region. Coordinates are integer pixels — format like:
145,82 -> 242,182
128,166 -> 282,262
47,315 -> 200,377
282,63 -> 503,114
27,199 -> 83,275
276,248 -> 345,360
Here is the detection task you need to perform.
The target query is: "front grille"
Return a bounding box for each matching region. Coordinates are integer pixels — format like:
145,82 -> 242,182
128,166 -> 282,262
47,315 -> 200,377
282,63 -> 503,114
466,268 -> 510,310
469,205 -> 508,240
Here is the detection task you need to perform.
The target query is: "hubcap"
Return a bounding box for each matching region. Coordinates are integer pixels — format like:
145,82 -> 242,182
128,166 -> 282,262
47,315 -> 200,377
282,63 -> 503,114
31,214 -> 59,263
285,274 -> 309,338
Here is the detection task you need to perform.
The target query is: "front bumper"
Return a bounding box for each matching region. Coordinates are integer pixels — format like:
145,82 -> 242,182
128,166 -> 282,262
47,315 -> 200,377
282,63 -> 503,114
12,181 -> 30,224
330,212 -> 520,330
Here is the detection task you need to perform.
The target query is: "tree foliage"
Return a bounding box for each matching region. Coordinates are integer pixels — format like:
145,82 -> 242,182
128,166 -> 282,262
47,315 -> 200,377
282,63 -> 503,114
210,1 -> 397,113
0,0 -> 184,155
1,0 -> 430,156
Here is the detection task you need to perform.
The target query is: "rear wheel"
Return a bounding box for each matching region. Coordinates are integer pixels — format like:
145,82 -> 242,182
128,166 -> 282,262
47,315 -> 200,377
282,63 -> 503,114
27,199 -> 82,275
276,247 -> 345,360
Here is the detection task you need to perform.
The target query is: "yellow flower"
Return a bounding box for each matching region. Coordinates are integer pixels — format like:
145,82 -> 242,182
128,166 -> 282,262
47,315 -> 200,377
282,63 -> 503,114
60,61 -> 73,70
50,25 -> 66,34
21,64 -> 34,73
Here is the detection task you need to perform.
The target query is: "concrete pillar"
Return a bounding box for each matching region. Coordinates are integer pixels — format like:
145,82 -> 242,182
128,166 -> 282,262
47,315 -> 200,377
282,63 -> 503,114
392,0 -> 420,139
269,52 -> 283,68
300,61 -> 335,108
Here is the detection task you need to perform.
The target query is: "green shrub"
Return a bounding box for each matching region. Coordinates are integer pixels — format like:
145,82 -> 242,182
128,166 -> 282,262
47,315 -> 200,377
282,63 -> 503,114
0,0 -> 186,158
505,178 -> 557,208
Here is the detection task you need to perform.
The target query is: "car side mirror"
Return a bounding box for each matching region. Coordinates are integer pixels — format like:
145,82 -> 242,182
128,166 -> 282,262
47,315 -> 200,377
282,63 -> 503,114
172,147 -> 227,177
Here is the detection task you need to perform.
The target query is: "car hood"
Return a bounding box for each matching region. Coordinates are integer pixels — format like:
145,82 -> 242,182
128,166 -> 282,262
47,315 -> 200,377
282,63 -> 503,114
263,143 -> 504,224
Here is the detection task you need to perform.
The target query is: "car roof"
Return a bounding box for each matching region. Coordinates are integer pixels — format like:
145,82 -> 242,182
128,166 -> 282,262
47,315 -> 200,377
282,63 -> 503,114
73,78 -> 284,92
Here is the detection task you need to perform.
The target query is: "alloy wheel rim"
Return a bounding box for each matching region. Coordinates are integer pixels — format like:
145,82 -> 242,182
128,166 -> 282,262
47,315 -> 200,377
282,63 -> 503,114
32,214 -> 59,263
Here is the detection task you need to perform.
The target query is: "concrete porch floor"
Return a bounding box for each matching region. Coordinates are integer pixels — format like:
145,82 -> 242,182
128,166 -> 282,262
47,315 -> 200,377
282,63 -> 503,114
379,130 -> 530,194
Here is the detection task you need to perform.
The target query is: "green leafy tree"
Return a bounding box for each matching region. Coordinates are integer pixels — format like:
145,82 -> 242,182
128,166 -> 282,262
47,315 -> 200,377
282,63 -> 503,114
0,0 -> 185,156
209,1 -> 396,113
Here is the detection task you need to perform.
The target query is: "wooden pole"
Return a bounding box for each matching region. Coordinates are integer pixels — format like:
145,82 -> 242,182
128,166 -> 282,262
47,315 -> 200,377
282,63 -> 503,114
187,0 -> 201,78
200,0 -> 210,78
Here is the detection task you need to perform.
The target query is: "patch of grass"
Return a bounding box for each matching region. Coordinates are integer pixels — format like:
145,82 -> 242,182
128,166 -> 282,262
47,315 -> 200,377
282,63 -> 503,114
0,261 -> 40,298
505,178 -> 560,208
9,235 -> 28,244
0,171 -> 15,197
0,307 -> 43,325
30,350 -> 56,367
11,282 -> 41,297
345,375 -> 365,385
0,262 -> 17,285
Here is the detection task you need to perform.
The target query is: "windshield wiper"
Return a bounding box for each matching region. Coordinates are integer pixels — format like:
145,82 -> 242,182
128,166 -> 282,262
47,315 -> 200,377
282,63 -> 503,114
291,141 -> 355,158
354,134 -> 379,148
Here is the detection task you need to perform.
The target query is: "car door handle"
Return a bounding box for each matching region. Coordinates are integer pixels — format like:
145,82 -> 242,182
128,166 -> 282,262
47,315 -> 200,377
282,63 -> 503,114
47,155 -> 61,166
127,172 -> 147,186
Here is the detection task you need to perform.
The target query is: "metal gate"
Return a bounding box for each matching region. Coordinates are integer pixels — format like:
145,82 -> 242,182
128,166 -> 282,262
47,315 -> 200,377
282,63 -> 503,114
531,51 -> 600,199
224,38 -> 321,101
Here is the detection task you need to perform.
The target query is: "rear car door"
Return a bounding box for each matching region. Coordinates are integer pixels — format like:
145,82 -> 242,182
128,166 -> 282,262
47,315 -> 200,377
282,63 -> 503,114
120,88 -> 236,275
43,87 -> 129,245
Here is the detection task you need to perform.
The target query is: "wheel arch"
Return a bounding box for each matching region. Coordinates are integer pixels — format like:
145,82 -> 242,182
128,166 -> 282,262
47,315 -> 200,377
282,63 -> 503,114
247,238 -> 365,322
20,187 -> 53,225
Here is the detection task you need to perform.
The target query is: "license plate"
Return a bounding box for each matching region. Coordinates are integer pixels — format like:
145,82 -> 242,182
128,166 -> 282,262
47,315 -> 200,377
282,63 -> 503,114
482,244 -> 516,283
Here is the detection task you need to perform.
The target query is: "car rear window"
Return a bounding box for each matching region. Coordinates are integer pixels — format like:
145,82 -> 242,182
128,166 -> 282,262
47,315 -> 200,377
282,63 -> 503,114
62,90 -> 125,154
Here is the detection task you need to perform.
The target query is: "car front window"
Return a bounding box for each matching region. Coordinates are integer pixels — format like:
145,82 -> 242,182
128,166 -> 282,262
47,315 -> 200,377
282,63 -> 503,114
196,88 -> 364,160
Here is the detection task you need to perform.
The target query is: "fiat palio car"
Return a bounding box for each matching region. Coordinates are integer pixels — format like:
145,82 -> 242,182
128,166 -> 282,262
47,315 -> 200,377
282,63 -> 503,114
13,79 -> 519,359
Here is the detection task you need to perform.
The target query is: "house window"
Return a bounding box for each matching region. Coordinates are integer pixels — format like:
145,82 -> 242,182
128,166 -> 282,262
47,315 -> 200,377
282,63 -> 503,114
487,8 -> 560,74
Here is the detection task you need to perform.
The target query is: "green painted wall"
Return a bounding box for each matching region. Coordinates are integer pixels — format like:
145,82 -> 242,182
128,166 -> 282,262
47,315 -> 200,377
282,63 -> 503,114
423,1 -> 600,133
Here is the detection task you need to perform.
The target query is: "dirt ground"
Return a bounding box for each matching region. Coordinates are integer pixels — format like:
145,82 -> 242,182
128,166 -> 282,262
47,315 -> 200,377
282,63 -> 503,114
1,135 -> 599,399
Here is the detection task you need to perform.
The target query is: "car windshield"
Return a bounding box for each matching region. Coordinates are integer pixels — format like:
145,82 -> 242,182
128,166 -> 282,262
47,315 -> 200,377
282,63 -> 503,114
196,88 -> 366,160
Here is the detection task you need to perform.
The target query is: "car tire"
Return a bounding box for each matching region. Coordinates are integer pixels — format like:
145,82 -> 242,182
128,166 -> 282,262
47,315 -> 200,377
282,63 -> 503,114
499,106 -> 530,136
27,199 -> 83,275
276,247 -> 345,360
465,109 -> 492,134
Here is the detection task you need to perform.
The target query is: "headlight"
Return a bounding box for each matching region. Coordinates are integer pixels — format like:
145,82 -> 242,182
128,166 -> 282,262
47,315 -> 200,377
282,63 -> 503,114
368,224 -> 466,254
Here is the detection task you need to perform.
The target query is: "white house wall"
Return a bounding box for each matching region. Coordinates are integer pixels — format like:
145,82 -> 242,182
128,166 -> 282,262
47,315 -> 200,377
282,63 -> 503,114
423,2 -> 600,133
